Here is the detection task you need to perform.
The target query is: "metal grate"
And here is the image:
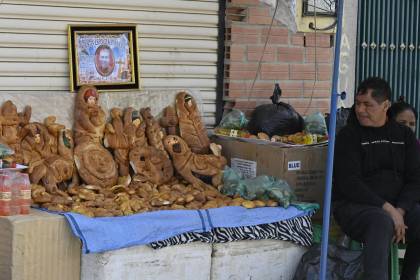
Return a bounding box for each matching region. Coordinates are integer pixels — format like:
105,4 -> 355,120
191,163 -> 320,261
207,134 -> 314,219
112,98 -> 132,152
356,0 -> 420,134
303,0 -> 337,16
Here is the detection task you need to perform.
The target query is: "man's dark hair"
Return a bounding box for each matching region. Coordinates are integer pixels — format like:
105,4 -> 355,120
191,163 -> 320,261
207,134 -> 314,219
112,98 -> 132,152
356,77 -> 392,103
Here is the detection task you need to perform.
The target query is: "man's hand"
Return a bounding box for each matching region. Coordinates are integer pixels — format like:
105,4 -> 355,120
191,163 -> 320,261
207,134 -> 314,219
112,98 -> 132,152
382,202 -> 407,244
396,207 -> 405,217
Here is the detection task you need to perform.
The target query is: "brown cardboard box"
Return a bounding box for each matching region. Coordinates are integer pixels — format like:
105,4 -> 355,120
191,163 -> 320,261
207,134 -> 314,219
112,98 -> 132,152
212,135 -> 327,218
0,209 -> 81,280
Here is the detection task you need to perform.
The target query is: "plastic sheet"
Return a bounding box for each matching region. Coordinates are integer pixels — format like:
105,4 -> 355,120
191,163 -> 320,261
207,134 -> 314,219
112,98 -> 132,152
217,109 -> 249,130
0,143 -> 14,158
222,167 -> 295,208
293,244 -> 363,280
304,112 -> 328,135
260,0 -> 298,33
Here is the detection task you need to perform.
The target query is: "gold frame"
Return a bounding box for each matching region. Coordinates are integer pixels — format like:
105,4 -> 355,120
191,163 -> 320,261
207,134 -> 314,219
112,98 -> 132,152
68,24 -> 140,92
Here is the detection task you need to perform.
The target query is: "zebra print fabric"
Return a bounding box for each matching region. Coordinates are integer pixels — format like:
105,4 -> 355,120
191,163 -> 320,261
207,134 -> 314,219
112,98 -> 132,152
149,215 -> 313,249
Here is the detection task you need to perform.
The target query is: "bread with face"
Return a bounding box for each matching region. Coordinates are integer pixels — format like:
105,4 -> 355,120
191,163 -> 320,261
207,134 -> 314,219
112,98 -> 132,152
21,119 -> 76,193
74,141 -> 118,188
104,107 -> 131,176
73,86 -> 106,145
129,145 -> 173,185
164,135 -> 226,188
175,92 -> 210,154
160,106 -> 179,135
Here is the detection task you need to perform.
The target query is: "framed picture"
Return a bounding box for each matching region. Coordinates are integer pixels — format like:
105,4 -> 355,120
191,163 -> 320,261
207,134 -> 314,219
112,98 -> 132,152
68,24 -> 140,91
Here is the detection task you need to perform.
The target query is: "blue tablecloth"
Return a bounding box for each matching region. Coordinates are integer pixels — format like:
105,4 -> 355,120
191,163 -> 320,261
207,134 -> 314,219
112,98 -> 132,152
62,205 -> 314,253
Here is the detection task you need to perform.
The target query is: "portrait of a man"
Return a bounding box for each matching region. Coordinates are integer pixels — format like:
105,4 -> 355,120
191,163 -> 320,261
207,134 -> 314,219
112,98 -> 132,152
69,25 -> 140,91
94,45 -> 115,77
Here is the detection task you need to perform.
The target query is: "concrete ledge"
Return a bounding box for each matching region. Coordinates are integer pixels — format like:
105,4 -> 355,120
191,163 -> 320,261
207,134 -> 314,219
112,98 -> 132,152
0,209 -> 81,280
82,243 -> 212,280
211,240 -> 306,280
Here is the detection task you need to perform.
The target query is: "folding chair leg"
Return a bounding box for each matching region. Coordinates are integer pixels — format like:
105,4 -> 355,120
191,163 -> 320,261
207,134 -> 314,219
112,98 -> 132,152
390,243 -> 399,280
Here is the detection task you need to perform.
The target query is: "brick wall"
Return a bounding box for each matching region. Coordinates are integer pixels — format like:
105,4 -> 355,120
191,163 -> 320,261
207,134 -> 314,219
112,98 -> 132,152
224,0 -> 334,117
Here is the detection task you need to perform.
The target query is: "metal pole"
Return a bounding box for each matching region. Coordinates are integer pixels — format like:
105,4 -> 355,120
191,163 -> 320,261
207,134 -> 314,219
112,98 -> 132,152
319,0 -> 345,279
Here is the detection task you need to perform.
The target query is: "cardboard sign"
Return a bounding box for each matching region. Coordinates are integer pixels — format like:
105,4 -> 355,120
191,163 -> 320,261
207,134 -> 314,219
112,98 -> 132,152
231,158 -> 257,179
287,161 -> 301,171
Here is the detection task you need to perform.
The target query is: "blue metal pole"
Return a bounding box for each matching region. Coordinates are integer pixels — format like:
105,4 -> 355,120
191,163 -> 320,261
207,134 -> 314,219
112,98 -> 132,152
319,0 -> 345,279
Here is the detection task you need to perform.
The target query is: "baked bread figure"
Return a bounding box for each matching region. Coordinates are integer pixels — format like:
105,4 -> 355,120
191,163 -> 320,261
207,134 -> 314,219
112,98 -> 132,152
73,86 -> 118,187
129,146 -> 173,185
21,119 -> 76,193
140,107 -> 167,155
74,142 -> 118,188
160,106 -> 179,135
0,101 -> 32,162
73,86 -> 106,145
175,92 -> 210,154
163,135 -> 226,188
104,108 -> 130,177
125,107 -> 147,149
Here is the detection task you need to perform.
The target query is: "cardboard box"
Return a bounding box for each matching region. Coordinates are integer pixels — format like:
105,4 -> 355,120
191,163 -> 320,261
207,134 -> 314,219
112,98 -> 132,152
81,243 -> 212,280
211,240 -> 306,280
0,209 -> 81,280
212,135 -> 327,218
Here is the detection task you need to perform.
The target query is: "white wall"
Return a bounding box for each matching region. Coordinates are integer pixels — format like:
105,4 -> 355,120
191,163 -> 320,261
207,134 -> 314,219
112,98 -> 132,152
0,0 -> 220,126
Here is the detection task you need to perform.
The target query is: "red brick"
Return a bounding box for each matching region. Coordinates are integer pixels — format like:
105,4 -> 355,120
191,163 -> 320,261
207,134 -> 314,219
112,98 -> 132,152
247,7 -> 272,25
231,25 -> 260,35
261,27 -> 289,37
303,89 -> 331,98
247,46 -> 276,62
234,100 -> 257,109
230,45 -> 246,61
231,32 -> 259,44
230,62 -> 259,71
311,99 -> 330,108
285,98 -> 311,108
305,33 -> 333,48
229,81 -> 273,90
303,81 -> 331,98
280,81 -> 304,97
278,47 -> 304,62
230,70 -> 258,79
303,80 -> 331,90
229,62 -> 259,79
260,34 -> 288,44
290,64 -> 317,80
316,64 -> 333,81
248,7 -> 270,17
290,63 -> 332,81
228,81 -> 275,98
291,98 -> 331,114
305,47 -> 333,63
260,64 -> 289,80
291,34 -> 305,46
248,15 -> 272,25
230,0 -> 260,5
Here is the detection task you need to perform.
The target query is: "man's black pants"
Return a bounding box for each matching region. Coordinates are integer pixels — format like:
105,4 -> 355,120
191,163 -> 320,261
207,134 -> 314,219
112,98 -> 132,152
334,202 -> 420,280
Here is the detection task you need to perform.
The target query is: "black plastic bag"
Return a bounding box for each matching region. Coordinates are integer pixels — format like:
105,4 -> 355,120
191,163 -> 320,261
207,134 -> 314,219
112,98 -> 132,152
325,107 -> 352,136
293,244 -> 363,280
247,84 -> 304,137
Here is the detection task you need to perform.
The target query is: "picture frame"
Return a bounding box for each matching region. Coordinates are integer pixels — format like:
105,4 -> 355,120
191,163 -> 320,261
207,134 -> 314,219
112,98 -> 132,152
68,24 -> 140,92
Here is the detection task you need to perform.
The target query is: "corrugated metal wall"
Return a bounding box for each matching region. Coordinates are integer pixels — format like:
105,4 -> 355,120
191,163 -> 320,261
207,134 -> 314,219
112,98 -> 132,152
0,0 -> 219,125
356,0 -> 420,123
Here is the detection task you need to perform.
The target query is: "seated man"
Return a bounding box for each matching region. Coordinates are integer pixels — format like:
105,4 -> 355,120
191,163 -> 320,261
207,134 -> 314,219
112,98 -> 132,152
333,77 -> 420,280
